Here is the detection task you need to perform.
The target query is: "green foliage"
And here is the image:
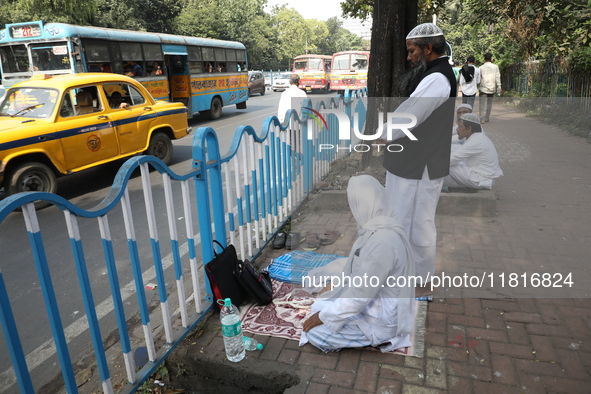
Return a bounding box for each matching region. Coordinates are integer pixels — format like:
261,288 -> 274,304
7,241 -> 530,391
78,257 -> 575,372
568,46 -> 591,75
316,17 -> 364,55
1,0 -> 367,69
342,0 -> 444,24
0,0 -> 97,25
462,0 -> 591,60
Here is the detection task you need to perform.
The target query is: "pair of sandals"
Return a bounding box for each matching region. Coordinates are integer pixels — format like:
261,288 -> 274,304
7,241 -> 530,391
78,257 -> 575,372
303,230 -> 341,251
273,232 -> 300,250
274,229 -> 341,251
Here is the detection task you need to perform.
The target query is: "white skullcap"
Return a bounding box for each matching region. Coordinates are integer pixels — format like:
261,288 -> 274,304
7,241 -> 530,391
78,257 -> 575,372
460,113 -> 480,124
456,103 -> 472,111
406,23 -> 444,39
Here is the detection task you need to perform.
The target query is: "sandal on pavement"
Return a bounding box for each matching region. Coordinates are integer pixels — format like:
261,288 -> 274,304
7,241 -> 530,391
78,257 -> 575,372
286,232 -> 300,250
319,230 -> 341,245
303,233 -> 319,251
273,232 -> 286,249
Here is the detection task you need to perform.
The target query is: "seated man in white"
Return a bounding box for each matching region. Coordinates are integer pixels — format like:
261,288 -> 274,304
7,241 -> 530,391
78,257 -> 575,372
301,175 -> 416,353
452,103 -> 473,146
443,113 -> 503,190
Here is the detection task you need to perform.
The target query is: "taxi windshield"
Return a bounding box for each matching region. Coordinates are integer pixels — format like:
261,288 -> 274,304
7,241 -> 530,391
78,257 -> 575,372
0,88 -> 59,118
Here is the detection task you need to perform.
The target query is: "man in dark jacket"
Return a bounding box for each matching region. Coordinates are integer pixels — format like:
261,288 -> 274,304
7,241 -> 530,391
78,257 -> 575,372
378,23 -> 457,294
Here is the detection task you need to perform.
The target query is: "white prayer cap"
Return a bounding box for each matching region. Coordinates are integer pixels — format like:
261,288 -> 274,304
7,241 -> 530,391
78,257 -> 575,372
406,23 -> 444,39
460,113 -> 480,124
456,103 -> 472,111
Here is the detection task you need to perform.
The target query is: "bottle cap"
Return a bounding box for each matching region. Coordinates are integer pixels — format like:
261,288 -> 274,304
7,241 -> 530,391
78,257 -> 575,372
257,344 -> 263,350
217,298 -> 232,307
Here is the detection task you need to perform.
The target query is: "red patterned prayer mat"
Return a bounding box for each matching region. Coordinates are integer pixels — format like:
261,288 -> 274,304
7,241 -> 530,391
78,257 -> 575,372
239,280 -> 426,357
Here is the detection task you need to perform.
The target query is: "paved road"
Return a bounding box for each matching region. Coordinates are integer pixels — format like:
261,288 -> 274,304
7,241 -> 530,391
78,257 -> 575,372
0,89 -> 336,393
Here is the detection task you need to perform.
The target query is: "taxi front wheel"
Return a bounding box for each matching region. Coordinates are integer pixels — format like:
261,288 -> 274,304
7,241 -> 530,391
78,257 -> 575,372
7,162 -> 58,208
146,132 -> 173,165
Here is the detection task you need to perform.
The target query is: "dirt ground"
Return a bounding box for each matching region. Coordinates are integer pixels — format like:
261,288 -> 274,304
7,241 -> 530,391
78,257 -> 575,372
314,150 -> 386,190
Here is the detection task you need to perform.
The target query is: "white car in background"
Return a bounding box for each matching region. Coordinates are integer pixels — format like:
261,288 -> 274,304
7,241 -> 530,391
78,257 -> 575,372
272,73 -> 294,92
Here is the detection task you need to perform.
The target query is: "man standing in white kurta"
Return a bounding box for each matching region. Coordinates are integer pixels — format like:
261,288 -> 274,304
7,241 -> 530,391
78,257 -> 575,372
301,175 -> 415,353
379,23 -> 457,290
443,113 -> 503,189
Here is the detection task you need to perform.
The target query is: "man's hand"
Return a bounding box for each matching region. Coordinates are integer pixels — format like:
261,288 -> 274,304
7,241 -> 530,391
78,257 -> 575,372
318,284 -> 331,295
303,311 -> 323,332
376,137 -> 388,145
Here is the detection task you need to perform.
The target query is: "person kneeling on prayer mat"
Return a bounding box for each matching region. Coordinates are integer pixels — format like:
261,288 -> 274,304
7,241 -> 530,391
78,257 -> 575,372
443,113 -> 503,190
301,175 -> 416,353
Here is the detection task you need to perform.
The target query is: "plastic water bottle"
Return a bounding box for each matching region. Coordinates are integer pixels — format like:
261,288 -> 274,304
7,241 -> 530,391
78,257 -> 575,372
218,298 -> 245,362
243,336 -> 263,351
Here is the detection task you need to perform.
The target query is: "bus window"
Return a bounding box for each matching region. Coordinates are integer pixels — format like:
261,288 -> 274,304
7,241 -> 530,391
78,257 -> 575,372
31,46 -> 70,71
203,47 -> 215,63
236,50 -> 247,73
0,45 -> 30,73
332,54 -> 350,70
188,47 -> 202,73
87,64 -> 102,72
226,50 -> 237,72
143,43 -> 163,76
308,58 -> 323,70
120,42 -> 144,77
214,48 -> 226,63
351,54 -> 368,70
149,61 -> 163,76
294,60 -> 307,71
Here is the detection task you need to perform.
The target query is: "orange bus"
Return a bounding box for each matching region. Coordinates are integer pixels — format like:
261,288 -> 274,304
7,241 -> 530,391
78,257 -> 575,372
292,54 -> 331,93
330,51 -> 370,93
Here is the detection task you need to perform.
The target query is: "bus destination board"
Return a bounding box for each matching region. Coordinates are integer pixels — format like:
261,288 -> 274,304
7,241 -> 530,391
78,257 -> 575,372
10,25 -> 42,39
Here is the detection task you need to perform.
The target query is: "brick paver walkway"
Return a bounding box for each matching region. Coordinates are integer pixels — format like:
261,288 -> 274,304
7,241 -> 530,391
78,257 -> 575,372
192,101 -> 591,393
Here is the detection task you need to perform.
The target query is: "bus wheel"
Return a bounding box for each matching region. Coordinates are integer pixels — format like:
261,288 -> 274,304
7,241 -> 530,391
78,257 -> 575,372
205,97 -> 223,120
146,132 -> 173,165
7,162 -> 57,209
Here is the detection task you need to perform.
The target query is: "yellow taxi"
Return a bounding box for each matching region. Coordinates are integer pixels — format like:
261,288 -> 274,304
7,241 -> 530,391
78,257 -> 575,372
0,73 -> 191,197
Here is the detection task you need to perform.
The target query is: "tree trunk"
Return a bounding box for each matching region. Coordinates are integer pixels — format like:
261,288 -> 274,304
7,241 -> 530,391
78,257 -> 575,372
361,0 -> 417,169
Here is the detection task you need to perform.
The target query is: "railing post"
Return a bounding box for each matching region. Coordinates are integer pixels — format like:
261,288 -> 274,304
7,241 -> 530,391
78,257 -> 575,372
193,127 -> 226,303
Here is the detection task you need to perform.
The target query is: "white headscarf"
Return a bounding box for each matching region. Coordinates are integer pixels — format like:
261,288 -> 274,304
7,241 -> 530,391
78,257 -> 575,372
348,175 -> 400,232
344,175 -> 415,334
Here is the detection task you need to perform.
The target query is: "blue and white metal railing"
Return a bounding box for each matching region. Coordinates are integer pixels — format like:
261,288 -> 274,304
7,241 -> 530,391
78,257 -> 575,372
0,88 -> 367,393
0,158 -> 210,393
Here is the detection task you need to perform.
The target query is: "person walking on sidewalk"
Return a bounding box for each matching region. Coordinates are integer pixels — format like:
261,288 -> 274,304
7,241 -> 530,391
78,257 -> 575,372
459,56 -> 480,109
301,175 -> 415,353
479,52 -> 501,123
376,23 -> 456,291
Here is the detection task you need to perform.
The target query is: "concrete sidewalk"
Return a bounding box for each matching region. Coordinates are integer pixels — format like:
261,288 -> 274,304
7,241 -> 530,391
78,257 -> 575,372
183,102 -> 591,393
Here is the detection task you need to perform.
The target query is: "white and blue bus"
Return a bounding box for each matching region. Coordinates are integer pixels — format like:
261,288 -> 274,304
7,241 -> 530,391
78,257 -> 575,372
0,21 -> 249,119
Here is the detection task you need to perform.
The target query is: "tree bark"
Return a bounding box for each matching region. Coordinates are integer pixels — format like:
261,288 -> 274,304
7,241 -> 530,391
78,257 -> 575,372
361,0 -> 417,169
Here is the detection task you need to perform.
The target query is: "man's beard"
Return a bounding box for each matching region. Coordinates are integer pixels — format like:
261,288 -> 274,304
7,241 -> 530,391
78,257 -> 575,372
400,56 -> 427,94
